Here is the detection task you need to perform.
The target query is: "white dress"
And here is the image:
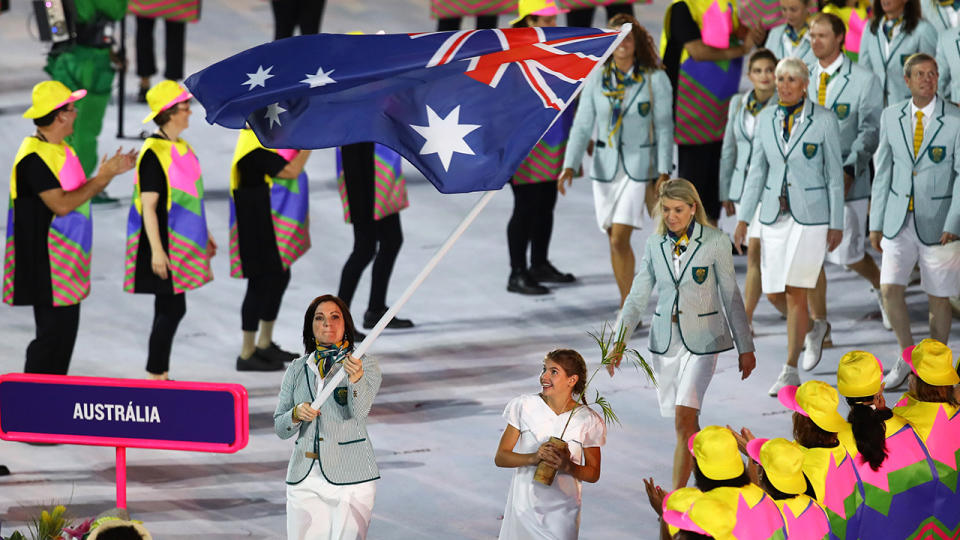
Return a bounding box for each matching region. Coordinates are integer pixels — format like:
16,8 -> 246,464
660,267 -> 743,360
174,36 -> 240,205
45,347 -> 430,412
498,394 -> 607,540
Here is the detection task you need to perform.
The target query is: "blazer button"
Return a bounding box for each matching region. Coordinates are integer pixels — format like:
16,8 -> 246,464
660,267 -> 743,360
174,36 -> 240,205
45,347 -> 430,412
318,437 -> 324,441
913,171 -> 918,176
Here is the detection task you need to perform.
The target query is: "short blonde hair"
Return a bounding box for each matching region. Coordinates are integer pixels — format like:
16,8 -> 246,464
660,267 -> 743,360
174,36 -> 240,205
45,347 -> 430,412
903,52 -> 937,78
775,57 -> 809,82
655,178 -> 712,235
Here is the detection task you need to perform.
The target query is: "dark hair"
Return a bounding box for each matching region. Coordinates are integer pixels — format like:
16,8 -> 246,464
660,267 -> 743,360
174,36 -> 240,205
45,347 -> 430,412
758,466 -> 818,500
748,48 -> 778,70
870,0 -> 921,35
153,101 -> 186,127
95,526 -> 147,540
692,461 -> 751,490
513,14 -> 547,28
812,12 -> 847,47
544,349 -> 587,401
302,295 -> 357,354
912,373 -> 960,406
33,103 -> 70,127
792,412 -> 839,448
845,397 -> 892,470
608,13 -> 663,71
674,532 -> 712,540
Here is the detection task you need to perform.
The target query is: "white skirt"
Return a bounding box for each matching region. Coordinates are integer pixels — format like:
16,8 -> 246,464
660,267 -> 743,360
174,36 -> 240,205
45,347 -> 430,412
652,323 -> 719,418
760,215 -> 827,294
592,173 -> 650,232
287,466 -> 377,540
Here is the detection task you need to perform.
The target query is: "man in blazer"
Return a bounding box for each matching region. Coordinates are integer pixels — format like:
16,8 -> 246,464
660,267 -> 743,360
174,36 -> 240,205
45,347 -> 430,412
870,52 -> 960,388
804,13 -> 887,370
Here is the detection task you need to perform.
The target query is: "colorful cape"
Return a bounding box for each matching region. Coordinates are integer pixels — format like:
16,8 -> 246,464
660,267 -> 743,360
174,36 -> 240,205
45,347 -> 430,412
124,137 -> 212,294
3,137 -> 91,307
513,103 -> 575,184
772,494 -> 831,540
128,0 -> 200,22
707,483 -> 787,539
335,144 -> 408,223
228,129 -> 310,278
801,443 -> 863,540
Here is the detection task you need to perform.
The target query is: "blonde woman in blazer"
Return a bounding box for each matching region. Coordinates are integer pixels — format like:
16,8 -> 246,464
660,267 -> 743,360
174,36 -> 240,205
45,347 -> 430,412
764,0 -> 818,65
859,0 -> 938,105
274,294 -> 381,539
734,57 -> 845,397
611,178 -> 755,490
720,48 -> 780,329
559,16 -> 674,308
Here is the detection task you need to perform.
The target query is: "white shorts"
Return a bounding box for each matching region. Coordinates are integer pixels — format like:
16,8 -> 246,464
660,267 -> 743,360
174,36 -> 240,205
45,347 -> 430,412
879,217 -> 960,297
593,175 -> 650,232
652,323 -> 719,418
287,466 -> 377,540
824,199 -> 868,266
760,215 -> 827,294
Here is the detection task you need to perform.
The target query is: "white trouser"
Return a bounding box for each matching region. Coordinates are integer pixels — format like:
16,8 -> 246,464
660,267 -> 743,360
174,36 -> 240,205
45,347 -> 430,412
286,465 -> 377,540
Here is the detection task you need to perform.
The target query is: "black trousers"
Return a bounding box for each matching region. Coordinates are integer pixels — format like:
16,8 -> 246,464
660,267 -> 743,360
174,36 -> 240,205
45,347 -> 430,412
241,269 -> 291,331
271,0 -> 326,40
147,293 -> 186,374
25,303 -> 80,375
565,3 -> 633,27
337,143 -> 404,313
135,16 -> 186,80
436,15 -> 498,31
678,141 -> 723,220
507,181 -> 558,270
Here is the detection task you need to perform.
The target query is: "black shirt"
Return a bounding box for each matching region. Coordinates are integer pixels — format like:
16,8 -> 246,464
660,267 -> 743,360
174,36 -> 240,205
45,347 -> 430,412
10,150 -> 62,305
132,139 -> 173,294
233,148 -> 289,277
662,2 -> 702,102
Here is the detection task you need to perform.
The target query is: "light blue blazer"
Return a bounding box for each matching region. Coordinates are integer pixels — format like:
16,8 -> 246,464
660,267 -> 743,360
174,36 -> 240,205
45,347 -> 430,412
870,97 -> 960,244
563,66 -> 674,182
764,24 -> 817,65
936,26 -> 960,101
616,222 -> 754,355
805,56 -> 882,201
858,19 -> 939,105
274,353 -> 382,485
739,99 -> 846,229
719,91 -> 777,202
922,0 -> 959,33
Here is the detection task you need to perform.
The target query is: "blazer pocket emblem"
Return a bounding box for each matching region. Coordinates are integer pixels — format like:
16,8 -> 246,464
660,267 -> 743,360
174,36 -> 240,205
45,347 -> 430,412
833,103 -> 850,120
929,145 -> 946,164
803,143 -> 819,159
692,266 -> 709,284
638,101 -> 651,117
334,386 -> 348,406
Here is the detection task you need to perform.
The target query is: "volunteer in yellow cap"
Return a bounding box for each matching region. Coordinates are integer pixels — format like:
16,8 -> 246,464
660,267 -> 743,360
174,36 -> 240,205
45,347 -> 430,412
3,80 -> 135,375
894,339 -> 960,441
776,380 -> 861,537
683,426 -> 786,538
510,0 -> 568,26
124,80 -> 216,380
747,437 -> 830,539
836,351 -> 941,540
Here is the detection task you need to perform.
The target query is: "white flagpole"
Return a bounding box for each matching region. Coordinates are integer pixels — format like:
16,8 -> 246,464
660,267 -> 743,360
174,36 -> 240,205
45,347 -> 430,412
311,189 -> 498,408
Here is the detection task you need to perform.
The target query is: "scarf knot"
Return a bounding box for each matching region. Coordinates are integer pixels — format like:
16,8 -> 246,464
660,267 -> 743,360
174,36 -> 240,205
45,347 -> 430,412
601,63 -> 645,146
668,222 -> 695,256
315,340 -> 350,378
745,90 -> 769,117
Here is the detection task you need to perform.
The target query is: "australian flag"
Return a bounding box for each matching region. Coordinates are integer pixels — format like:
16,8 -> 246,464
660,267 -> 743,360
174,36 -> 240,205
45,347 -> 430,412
184,26 -> 627,193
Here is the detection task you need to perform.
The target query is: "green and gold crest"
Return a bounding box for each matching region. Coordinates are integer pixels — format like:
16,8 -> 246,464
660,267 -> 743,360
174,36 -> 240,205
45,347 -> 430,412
803,143 -> 819,159
335,387 -> 348,406
833,103 -> 850,120
929,146 -> 946,163
638,101 -> 651,117
692,266 -> 709,284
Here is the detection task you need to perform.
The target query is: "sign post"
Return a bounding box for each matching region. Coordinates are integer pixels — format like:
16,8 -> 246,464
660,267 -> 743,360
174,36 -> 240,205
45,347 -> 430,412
0,373 -> 249,509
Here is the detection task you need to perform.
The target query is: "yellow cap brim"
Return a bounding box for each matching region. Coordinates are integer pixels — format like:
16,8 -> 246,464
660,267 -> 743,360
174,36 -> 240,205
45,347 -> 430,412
23,89 -> 87,119
142,91 -> 192,124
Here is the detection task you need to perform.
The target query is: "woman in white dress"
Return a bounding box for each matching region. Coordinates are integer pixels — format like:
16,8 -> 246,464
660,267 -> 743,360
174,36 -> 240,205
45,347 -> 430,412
558,14 -> 674,307
495,349 -> 606,540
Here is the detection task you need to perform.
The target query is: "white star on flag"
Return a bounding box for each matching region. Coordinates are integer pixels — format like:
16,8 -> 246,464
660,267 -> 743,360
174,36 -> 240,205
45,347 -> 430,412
243,65 -> 275,90
264,103 -> 287,128
410,105 -> 480,172
301,67 -> 336,88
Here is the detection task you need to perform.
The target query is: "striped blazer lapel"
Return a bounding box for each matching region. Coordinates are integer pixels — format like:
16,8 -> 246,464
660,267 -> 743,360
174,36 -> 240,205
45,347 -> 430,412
784,100 -> 815,157
678,222 -> 705,282
660,235 -> 678,283
827,59 -> 852,109
916,99 -> 946,163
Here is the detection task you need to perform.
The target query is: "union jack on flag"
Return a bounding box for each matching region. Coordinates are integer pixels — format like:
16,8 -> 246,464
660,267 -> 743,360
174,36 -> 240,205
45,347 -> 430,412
184,26 -> 627,193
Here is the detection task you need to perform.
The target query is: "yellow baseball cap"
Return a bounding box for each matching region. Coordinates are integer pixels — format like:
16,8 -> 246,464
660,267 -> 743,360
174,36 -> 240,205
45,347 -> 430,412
663,487 -> 703,536
688,425 -> 745,481
23,81 -> 86,119
749,438 -> 807,495
143,80 -> 192,124
778,381 -> 847,433
663,492 -> 737,540
903,339 -> 960,386
837,351 -> 884,398
510,0 -> 569,25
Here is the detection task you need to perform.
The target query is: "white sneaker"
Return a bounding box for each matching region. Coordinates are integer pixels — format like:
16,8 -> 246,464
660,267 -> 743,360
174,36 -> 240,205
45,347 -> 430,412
769,365 -> 801,396
875,289 -> 892,330
883,358 -> 911,390
802,320 -> 830,371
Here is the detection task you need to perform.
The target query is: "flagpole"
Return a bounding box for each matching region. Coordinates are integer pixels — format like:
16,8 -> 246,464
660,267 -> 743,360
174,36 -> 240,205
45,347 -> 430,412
311,189 -> 498,408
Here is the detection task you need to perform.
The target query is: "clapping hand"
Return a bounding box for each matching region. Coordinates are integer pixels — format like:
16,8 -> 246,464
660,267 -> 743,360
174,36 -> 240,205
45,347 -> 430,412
643,477 -> 667,516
